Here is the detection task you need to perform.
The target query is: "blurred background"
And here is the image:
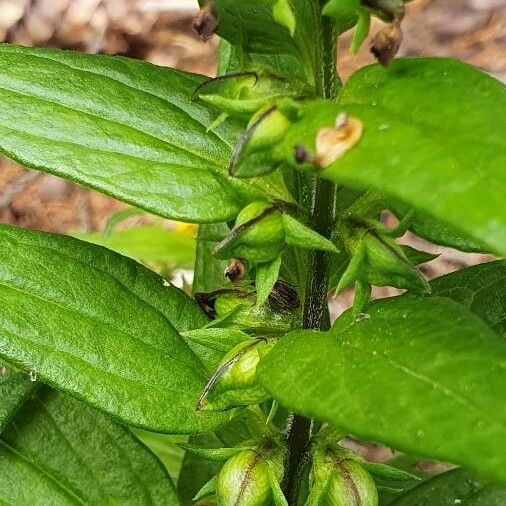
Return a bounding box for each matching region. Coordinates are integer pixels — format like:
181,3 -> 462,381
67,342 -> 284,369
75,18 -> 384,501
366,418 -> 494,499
0,0 -> 504,285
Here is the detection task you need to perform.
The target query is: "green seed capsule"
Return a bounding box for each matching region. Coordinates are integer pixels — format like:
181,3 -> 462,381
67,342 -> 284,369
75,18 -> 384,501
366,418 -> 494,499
195,288 -> 296,334
216,446 -> 285,506
326,460 -> 378,506
309,452 -> 378,506
216,449 -> 272,506
197,339 -> 275,412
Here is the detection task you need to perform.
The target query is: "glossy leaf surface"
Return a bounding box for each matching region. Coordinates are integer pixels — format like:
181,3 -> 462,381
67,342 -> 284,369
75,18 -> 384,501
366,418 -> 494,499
259,297 -> 506,484
0,44 -> 265,223
0,225 -> 227,434
0,388 -> 179,504
0,360 -> 36,433
431,261 -> 506,338
391,468 -> 506,505
275,59 -> 506,255
334,58 -> 506,255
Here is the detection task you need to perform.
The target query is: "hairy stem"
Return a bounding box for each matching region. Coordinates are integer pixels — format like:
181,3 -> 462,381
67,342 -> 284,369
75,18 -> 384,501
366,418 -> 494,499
283,4 -> 340,503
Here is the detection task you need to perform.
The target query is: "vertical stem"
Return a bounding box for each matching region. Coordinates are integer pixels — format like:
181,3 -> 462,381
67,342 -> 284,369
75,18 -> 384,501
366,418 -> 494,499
283,4 -> 340,503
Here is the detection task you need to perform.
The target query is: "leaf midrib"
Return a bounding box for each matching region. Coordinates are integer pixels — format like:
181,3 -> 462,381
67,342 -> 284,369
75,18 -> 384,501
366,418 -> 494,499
335,334 -> 506,432
35,397 -> 109,501
0,84 -> 224,171
2,232 -> 183,343
0,281 -> 206,383
22,50 -> 235,151
0,439 -> 86,505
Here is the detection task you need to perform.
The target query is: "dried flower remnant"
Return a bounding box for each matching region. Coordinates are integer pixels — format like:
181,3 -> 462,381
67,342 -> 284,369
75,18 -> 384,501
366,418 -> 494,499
225,258 -> 247,283
315,113 -> 363,168
193,1 -> 218,41
371,21 -> 403,66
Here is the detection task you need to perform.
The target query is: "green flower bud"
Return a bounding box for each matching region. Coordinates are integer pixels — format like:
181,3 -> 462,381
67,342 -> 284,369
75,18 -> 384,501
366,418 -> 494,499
309,450 -> 378,506
197,339 -> 275,412
214,202 -> 285,264
216,446 -> 285,506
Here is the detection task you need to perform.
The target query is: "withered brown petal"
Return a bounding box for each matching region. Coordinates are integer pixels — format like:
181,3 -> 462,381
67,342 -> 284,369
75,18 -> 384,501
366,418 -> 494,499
371,22 -> 403,67
192,2 -> 218,41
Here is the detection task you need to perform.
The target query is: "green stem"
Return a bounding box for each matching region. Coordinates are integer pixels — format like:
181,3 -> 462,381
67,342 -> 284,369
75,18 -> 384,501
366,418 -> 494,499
283,4 -> 340,504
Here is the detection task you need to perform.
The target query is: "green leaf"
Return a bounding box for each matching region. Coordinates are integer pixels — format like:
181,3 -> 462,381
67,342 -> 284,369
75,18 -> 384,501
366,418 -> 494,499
256,256 -> 282,306
431,261 -> 506,338
393,206 -> 484,253
0,43 -> 269,223
274,59 -> 506,255
400,245 -> 437,266
390,468 -> 506,505
178,444 -> 245,462
0,224 -> 230,434
133,431 -> 187,483
77,225 -> 196,268
0,388 -> 179,505
350,9 -> 371,54
258,296 -> 506,485
181,328 -> 249,373
334,58 -> 506,255
362,462 -> 420,482
0,360 -> 37,433
266,460 -> 288,506
95,207 -> 147,237
282,214 -> 338,253
210,0 -> 318,83
194,475 -> 217,501
272,0 -> 296,36
322,0 -> 360,33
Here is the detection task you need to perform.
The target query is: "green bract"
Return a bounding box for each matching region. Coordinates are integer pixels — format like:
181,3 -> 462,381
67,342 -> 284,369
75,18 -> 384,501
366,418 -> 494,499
214,201 -> 338,264
337,219 -> 429,295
